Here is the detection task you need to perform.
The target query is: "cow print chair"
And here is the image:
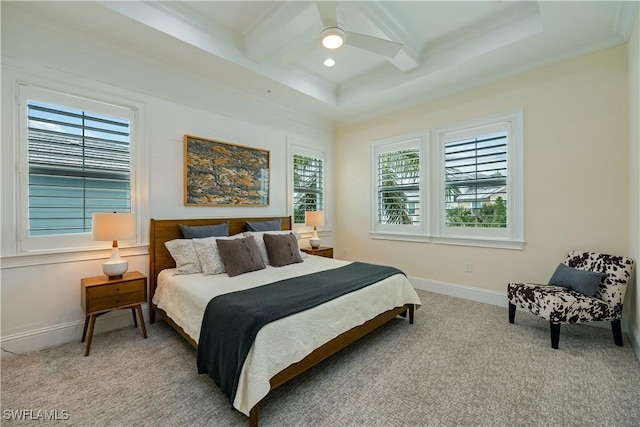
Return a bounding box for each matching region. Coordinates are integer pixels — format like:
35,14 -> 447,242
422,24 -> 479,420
507,251 -> 634,349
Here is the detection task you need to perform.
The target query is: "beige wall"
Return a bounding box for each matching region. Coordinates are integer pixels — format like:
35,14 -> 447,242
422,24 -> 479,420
335,46 -> 629,296
628,9 -> 640,357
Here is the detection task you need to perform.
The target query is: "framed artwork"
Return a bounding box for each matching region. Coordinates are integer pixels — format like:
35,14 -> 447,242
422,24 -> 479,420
184,135 -> 270,206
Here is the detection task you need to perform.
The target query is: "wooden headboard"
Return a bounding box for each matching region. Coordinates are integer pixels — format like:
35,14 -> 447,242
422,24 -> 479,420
148,216 -> 292,315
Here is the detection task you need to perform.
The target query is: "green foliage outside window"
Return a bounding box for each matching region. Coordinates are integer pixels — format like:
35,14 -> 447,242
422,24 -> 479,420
293,154 -> 323,224
446,196 -> 507,228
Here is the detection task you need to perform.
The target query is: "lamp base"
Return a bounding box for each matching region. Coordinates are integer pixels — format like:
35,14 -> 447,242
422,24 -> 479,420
310,238 -> 321,249
103,260 -> 128,280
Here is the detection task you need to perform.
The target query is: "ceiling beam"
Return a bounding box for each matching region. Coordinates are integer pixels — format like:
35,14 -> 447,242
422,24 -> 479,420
353,1 -> 420,73
97,0 -> 338,106
244,2 -> 319,64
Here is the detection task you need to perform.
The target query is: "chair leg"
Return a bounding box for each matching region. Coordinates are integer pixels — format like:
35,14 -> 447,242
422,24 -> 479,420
508,303 -> 516,324
611,319 -> 623,346
550,322 -> 561,349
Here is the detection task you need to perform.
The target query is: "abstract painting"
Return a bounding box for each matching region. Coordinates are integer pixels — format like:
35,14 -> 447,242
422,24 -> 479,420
184,135 -> 270,206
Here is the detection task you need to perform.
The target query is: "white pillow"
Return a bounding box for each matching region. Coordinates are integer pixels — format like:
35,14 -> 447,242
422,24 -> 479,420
192,234 -> 244,275
164,239 -> 201,275
243,230 -> 307,265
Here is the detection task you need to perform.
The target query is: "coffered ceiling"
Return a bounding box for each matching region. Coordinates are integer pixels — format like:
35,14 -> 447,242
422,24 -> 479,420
7,1 -> 638,126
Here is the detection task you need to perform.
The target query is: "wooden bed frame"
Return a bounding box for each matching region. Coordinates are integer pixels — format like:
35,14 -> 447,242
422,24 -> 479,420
148,216 -> 414,427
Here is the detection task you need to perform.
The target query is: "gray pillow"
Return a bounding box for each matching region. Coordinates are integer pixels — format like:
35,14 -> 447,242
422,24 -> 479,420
243,231 -> 306,264
179,222 -> 229,239
548,263 -> 606,297
263,233 -> 303,267
246,219 -> 281,232
191,236 -> 241,275
164,239 -> 201,274
216,236 -> 266,277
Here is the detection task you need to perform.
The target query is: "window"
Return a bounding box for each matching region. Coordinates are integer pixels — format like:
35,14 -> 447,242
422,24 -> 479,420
444,129 -> 507,228
292,148 -> 324,225
18,84 -> 137,253
371,132 -> 429,241
434,111 -> 523,249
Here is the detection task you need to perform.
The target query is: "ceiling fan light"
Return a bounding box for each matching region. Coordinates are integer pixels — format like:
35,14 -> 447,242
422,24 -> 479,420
321,27 -> 345,49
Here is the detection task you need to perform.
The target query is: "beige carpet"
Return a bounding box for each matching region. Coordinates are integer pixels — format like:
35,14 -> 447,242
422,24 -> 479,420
2,290 -> 640,426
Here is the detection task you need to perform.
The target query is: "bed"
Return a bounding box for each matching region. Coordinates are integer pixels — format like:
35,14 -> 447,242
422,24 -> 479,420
149,216 -> 421,426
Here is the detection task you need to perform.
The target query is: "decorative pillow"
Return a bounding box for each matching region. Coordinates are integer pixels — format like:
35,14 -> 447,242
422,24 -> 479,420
191,235 -> 243,275
548,263 -> 606,297
246,219 -> 281,232
179,222 -> 229,239
263,233 -> 304,267
216,236 -> 266,277
164,239 -> 201,274
243,230 -> 306,264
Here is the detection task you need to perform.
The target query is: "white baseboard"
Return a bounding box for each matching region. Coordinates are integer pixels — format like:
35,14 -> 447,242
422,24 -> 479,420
3,283 -> 640,363
629,321 -> 640,361
1,305 -> 150,358
410,276 -> 640,361
409,276 -> 508,308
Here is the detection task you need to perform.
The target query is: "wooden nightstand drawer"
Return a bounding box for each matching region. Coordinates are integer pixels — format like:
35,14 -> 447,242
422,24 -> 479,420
81,272 -> 147,315
86,279 -> 146,313
301,246 -> 333,258
80,271 -> 148,356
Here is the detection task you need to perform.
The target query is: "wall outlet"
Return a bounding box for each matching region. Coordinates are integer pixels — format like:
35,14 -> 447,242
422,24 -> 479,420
343,247 -> 348,255
464,262 -> 473,273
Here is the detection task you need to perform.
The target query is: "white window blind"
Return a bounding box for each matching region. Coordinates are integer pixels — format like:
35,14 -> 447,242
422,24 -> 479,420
433,111 -> 523,249
444,131 -> 507,228
370,133 -> 428,241
293,153 -> 324,224
377,148 -> 420,225
27,100 -> 131,236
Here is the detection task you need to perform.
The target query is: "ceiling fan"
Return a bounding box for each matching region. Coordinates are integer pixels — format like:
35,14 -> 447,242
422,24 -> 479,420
315,1 -> 403,58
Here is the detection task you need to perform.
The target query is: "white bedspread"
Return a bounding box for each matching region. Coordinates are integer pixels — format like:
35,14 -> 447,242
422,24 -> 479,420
153,255 -> 422,416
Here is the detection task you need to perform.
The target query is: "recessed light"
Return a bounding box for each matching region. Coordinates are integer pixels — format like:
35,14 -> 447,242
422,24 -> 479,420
321,27 -> 345,49
323,58 -> 336,67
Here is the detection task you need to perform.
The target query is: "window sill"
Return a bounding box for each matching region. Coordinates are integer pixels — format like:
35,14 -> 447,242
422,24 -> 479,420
369,232 -> 430,243
368,232 -> 524,249
432,236 -> 524,250
0,246 -> 149,269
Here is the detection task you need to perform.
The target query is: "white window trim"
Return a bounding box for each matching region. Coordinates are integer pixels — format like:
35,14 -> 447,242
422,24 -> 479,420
287,142 -> 330,237
370,131 -> 430,242
1,64 -> 149,266
432,110 -> 524,250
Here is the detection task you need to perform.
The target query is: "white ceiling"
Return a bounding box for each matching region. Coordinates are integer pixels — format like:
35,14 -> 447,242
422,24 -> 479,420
9,1 -> 638,126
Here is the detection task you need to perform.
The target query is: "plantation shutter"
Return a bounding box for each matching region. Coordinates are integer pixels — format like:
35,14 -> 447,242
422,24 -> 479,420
27,101 -> 131,236
377,148 -> 420,225
443,128 -> 507,228
293,154 -> 324,224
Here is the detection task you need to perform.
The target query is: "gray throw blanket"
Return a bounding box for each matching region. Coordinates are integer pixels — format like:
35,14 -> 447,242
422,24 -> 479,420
196,262 -> 405,405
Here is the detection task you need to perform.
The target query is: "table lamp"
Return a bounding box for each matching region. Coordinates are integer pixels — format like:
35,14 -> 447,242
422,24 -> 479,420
92,212 -> 136,279
305,210 -> 324,249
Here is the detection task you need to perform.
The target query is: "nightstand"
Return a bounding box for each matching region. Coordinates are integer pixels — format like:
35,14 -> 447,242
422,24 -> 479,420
80,271 -> 147,356
301,246 -> 334,258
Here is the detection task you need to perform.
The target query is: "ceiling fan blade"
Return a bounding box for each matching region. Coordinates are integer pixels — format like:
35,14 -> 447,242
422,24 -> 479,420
316,1 -> 339,28
345,31 -> 403,58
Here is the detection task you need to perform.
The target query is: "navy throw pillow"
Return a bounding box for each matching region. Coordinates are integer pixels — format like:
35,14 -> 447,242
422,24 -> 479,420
246,219 -> 281,232
548,263 -> 606,297
179,222 -> 229,239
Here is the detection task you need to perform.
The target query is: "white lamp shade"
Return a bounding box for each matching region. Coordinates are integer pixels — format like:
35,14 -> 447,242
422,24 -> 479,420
305,211 -> 324,249
305,211 -> 325,227
92,212 -> 136,242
